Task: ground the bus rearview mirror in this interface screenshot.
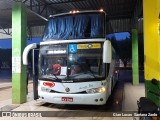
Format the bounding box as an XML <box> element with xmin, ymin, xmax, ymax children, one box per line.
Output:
<box><xmin>103</xmin><ymin>40</ymin><xmax>112</xmax><ymax>63</ymax></box>
<box><xmin>23</xmin><ymin>43</ymin><xmax>38</xmax><ymax>65</ymax></box>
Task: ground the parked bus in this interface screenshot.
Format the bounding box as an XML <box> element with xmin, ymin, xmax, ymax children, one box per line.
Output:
<box><xmin>23</xmin><ymin>10</ymin><xmax>119</xmax><ymax>105</ymax></box>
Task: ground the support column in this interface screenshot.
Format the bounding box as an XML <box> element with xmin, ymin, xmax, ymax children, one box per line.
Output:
<box><xmin>12</xmin><ymin>2</ymin><xmax>27</xmax><ymax>104</ymax></box>
<box><xmin>143</xmin><ymin>0</ymin><xmax>160</xmax><ymax>106</ymax></box>
<box><xmin>132</xmin><ymin>29</ymin><xmax>139</xmax><ymax>85</ymax></box>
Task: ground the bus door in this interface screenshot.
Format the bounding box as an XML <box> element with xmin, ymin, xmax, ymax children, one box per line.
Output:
<box><xmin>32</xmin><ymin>49</ymin><xmax>39</xmax><ymax>100</ymax></box>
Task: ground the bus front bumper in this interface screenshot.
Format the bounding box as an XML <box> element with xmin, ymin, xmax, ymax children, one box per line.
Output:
<box><xmin>38</xmin><ymin>91</ymin><xmax>107</xmax><ymax>105</ymax></box>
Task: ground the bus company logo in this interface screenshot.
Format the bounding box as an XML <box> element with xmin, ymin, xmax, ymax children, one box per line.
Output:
<box><xmin>65</xmin><ymin>87</ymin><xmax>70</xmax><ymax>92</ymax></box>
<box><xmin>43</xmin><ymin>82</ymin><xmax>55</xmax><ymax>88</ymax></box>
<box><xmin>88</xmin><ymin>44</ymin><xmax>93</xmax><ymax>48</ymax></box>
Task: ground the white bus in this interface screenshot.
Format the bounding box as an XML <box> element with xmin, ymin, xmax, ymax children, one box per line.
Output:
<box><xmin>23</xmin><ymin>10</ymin><xmax>119</xmax><ymax>105</ymax></box>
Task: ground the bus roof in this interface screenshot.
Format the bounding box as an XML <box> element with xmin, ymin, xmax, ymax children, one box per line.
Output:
<box><xmin>49</xmin><ymin>10</ymin><xmax>106</xmax><ymax>18</ymax></box>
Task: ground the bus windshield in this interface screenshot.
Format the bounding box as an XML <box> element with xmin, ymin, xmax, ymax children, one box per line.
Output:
<box><xmin>39</xmin><ymin>43</ymin><xmax>105</xmax><ymax>82</ymax></box>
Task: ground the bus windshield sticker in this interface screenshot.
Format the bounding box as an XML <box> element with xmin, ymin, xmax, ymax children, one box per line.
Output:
<box><xmin>77</xmin><ymin>43</ymin><xmax>101</xmax><ymax>49</ymax></box>
<box><xmin>60</xmin><ymin>66</ymin><xmax>67</xmax><ymax>75</ymax></box>
<box><xmin>68</xmin><ymin>44</ymin><xmax>77</xmax><ymax>53</ymax></box>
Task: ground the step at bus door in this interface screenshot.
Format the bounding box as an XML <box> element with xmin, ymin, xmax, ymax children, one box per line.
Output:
<box><xmin>32</xmin><ymin>49</ymin><xmax>39</xmax><ymax>100</ymax></box>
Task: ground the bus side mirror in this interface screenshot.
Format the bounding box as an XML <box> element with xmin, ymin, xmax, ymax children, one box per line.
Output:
<box><xmin>23</xmin><ymin>43</ymin><xmax>38</xmax><ymax>65</ymax></box>
<box><xmin>103</xmin><ymin>40</ymin><xmax>112</xmax><ymax>63</ymax></box>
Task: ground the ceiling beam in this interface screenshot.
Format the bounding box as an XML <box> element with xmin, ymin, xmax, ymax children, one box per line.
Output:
<box><xmin>0</xmin><ymin>26</ymin><xmax>12</xmax><ymax>36</ymax></box>
<box><xmin>13</xmin><ymin>0</ymin><xmax>50</xmax><ymax>21</ymax></box>
<box><xmin>47</xmin><ymin>0</ymin><xmax>88</xmax><ymax>5</ymax></box>
<box><xmin>132</xmin><ymin>0</ymin><xmax>143</xmax><ymax>18</ymax></box>
<box><xmin>108</xmin><ymin>15</ymin><xmax>132</xmax><ymax>20</ymax></box>
<box><xmin>132</xmin><ymin>0</ymin><xmax>143</xmax><ymax>28</ymax></box>
<box><xmin>22</xmin><ymin>0</ymin><xmax>28</xmax><ymax>3</ymax></box>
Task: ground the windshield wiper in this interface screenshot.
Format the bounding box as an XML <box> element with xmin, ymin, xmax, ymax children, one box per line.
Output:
<box><xmin>39</xmin><ymin>75</ymin><xmax>60</xmax><ymax>81</ymax></box>
<box><xmin>87</xmin><ymin>69</ymin><xmax>96</xmax><ymax>78</ymax></box>
<box><xmin>53</xmin><ymin>74</ymin><xmax>60</xmax><ymax>80</ymax></box>
<box><xmin>79</xmin><ymin>64</ymin><xmax>96</xmax><ymax>78</ymax></box>
<box><xmin>81</xmin><ymin>64</ymin><xmax>96</xmax><ymax>78</ymax></box>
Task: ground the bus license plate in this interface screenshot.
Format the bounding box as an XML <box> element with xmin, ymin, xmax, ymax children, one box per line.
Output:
<box><xmin>61</xmin><ymin>97</ymin><xmax>73</xmax><ymax>102</ymax></box>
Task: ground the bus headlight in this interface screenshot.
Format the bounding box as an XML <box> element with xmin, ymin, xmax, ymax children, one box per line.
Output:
<box><xmin>86</xmin><ymin>87</ymin><xmax>105</xmax><ymax>93</ymax></box>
